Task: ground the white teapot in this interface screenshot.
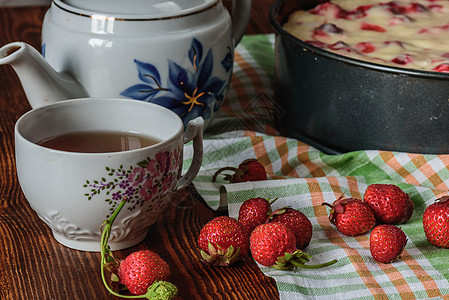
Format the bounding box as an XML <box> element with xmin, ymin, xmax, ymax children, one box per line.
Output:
<box><xmin>0</xmin><ymin>0</ymin><xmax>251</xmax><ymax>126</ymax></box>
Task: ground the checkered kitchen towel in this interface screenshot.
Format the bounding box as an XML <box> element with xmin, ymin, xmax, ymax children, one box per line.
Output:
<box><xmin>183</xmin><ymin>34</ymin><xmax>449</xmax><ymax>299</ymax></box>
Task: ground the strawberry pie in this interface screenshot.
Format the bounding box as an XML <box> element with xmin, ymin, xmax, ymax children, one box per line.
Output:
<box><xmin>283</xmin><ymin>0</ymin><xmax>449</xmax><ymax>72</ymax></box>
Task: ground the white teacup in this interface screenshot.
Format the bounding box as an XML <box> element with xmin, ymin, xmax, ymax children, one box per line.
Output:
<box><xmin>15</xmin><ymin>98</ymin><xmax>204</xmax><ymax>251</ymax></box>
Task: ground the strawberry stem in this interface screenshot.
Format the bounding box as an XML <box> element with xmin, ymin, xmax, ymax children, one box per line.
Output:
<box><xmin>321</xmin><ymin>202</ymin><xmax>333</xmax><ymax>209</ymax></box>
<box><xmin>211</xmin><ymin>166</ymin><xmax>238</xmax><ymax>182</ymax></box>
<box><xmin>100</xmin><ymin>198</ymin><xmax>177</xmax><ymax>299</ymax></box>
<box><xmin>100</xmin><ymin>199</ymin><xmax>141</xmax><ymax>298</ymax></box>
<box><xmin>268</xmin><ymin>197</ymin><xmax>279</xmax><ymax>205</ymax></box>
<box><xmin>273</xmin><ymin>250</ymin><xmax>338</xmax><ymax>270</ymax></box>
<box><xmin>100</xmin><ymin>198</ymin><xmax>127</xmax><ymax>262</ymax></box>
<box><xmin>290</xmin><ymin>258</ymin><xmax>338</xmax><ymax>269</ymax></box>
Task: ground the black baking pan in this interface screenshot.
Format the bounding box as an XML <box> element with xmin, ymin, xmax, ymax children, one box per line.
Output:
<box><xmin>270</xmin><ymin>0</ymin><xmax>449</xmax><ymax>154</ymax></box>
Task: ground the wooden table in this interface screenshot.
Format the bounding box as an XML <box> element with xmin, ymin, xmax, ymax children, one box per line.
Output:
<box><xmin>0</xmin><ymin>1</ymin><xmax>280</xmax><ymax>299</ymax></box>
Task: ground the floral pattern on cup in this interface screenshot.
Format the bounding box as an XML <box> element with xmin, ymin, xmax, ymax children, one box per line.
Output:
<box><xmin>120</xmin><ymin>38</ymin><xmax>233</xmax><ymax>127</ymax></box>
<box><xmin>83</xmin><ymin>147</ymin><xmax>182</xmax><ymax>218</ymax></box>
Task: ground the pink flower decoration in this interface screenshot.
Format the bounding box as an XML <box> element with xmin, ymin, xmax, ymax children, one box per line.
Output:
<box><xmin>145</xmin><ymin>158</ymin><xmax>161</xmax><ymax>177</ymax></box>
<box><xmin>156</xmin><ymin>151</ymin><xmax>170</xmax><ymax>173</ymax></box>
<box><xmin>128</xmin><ymin>166</ymin><xmax>146</xmax><ymax>186</ymax></box>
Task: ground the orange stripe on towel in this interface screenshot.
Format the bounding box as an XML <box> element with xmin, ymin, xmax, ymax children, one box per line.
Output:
<box><xmin>409</xmin><ymin>154</ymin><xmax>449</xmax><ymax>191</ymax></box>
<box><xmin>297</xmin><ymin>145</ymin><xmax>326</xmax><ymax>177</ymax></box>
<box><xmin>247</xmin><ymin>135</ymin><xmax>273</xmax><ymax>175</ymax></box>
<box><xmin>379</xmin><ymin>152</ymin><xmax>419</xmax><ymax>185</ymax></box>
<box><xmin>309</xmin><ymin>179</ymin><xmax>386</xmax><ymax>298</ymax></box>
<box><xmin>399</xmin><ymin>250</ymin><xmax>444</xmax><ymax>299</ymax></box>
<box><xmin>274</xmin><ymin>137</ymin><xmax>300</xmax><ymax>178</ymax></box>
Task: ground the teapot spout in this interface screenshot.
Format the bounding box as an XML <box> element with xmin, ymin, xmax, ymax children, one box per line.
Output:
<box><xmin>0</xmin><ymin>42</ymin><xmax>87</xmax><ymax>108</ymax></box>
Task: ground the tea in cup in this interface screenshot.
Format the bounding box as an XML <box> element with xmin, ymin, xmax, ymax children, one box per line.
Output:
<box><xmin>15</xmin><ymin>98</ymin><xmax>204</xmax><ymax>251</ymax></box>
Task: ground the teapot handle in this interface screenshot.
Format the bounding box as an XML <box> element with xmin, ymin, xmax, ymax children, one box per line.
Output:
<box><xmin>231</xmin><ymin>0</ymin><xmax>252</xmax><ymax>45</ymax></box>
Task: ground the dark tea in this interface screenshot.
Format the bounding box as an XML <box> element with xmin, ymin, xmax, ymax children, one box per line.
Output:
<box><xmin>37</xmin><ymin>130</ymin><xmax>160</xmax><ymax>153</ymax></box>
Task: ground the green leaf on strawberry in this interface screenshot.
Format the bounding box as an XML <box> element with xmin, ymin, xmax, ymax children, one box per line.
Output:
<box><xmin>198</xmin><ymin>216</ymin><xmax>250</xmax><ymax>266</ymax></box>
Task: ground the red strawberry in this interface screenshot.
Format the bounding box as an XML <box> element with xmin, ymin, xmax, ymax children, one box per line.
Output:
<box><xmin>117</xmin><ymin>250</ymin><xmax>171</xmax><ymax>295</ymax></box>
<box><xmin>212</xmin><ymin>158</ymin><xmax>267</xmax><ymax>183</ymax></box>
<box><xmin>355</xmin><ymin>41</ymin><xmax>376</xmax><ymax>53</ymax></box>
<box><xmin>238</xmin><ymin>197</ymin><xmax>277</xmax><ymax>233</ymax></box>
<box><xmin>271</xmin><ymin>208</ymin><xmax>313</xmax><ymax>249</ymax></box>
<box><xmin>423</xmin><ymin>196</ymin><xmax>449</xmax><ymax>248</ymax></box>
<box><xmin>249</xmin><ymin>222</ymin><xmax>337</xmax><ymax>269</ymax></box>
<box><xmin>363</xmin><ymin>184</ymin><xmax>414</xmax><ymax>224</ymax></box>
<box><xmin>198</xmin><ymin>216</ymin><xmax>250</xmax><ymax>266</ymax></box>
<box><xmin>370</xmin><ymin>224</ymin><xmax>407</xmax><ymax>263</ymax></box>
<box><xmin>433</xmin><ymin>63</ymin><xmax>449</xmax><ymax>73</ymax></box>
<box><xmin>361</xmin><ymin>22</ymin><xmax>386</xmax><ymax>32</ymax></box>
<box><xmin>322</xmin><ymin>196</ymin><xmax>376</xmax><ymax>236</ymax></box>
<box><xmin>391</xmin><ymin>54</ymin><xmax>413</xmax><ymax>65</ymax></box>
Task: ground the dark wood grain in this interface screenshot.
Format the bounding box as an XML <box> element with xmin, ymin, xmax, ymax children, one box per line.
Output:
<box><xmin>0</xmin><ymin>2</ymin><xmax>279</xmax><ymax>300</ymax></box>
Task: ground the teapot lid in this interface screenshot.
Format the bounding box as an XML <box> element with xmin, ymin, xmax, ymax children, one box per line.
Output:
<box><xmin>56</xmin><ymin>0</ymin><xmax>218</xmax><ymax>19</ymax></box>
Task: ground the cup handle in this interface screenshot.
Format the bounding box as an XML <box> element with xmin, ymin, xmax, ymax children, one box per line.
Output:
<box><xmin>231</xmin><ymin>0</ymin><xmax>252</xmax><ymax>45</ymax></box>
<box><xmin>175</xmin><ymin>117</ymin><xmax>204</xmax><ymax>191</ymax></box>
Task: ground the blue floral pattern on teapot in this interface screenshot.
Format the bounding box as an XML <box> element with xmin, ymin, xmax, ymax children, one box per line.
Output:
<box><xmin>120</xmin><ymin>38</ymin><xmax>233</xmax><ymax>127</ymax></box>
